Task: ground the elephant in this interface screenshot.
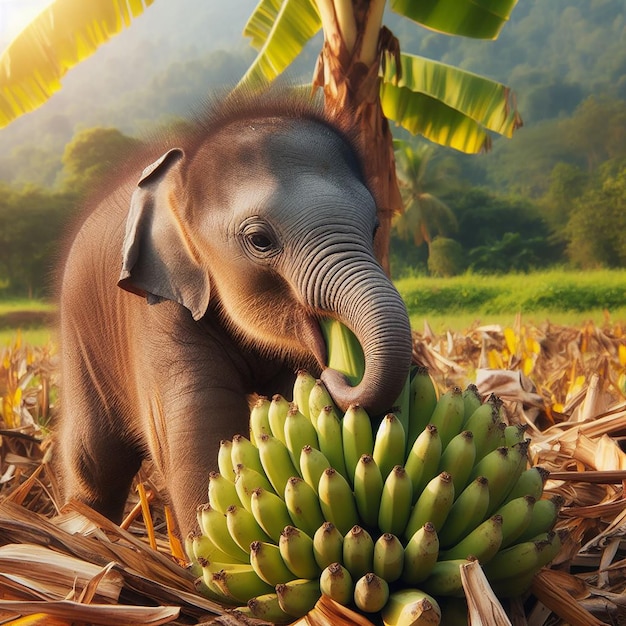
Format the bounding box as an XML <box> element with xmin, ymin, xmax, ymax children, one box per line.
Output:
<box><xmin>54</xmin><ymin>90</ymin><xmax>413</xmax><ymax>539</ymax></box>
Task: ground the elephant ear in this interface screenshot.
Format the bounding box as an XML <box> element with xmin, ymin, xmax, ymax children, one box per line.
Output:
<box><xmin>118</xmin><ymin>148</ymin><xmax>210</xmax><ymax>321</ymax></box>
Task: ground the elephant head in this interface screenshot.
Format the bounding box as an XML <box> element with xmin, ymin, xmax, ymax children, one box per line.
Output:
<box><xmin>118</xmin><ymin>94</ymin><xmax>413</xmax><ymax>415</ymax></box>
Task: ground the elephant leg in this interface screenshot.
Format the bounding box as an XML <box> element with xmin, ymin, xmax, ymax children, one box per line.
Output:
<box><xmin>57</xmin><ymin>420</ymin><xmax>143</xmax><ymax>524</ymax></box>
<box><xmin>55</xmin><ymin>345</ymin><xmax>143</xmax><ymax>523</ymax></box>
<box><xmin>146</xmin><ymin>387</ymin><xmax>251</xmax><ymax>538</ymax></box>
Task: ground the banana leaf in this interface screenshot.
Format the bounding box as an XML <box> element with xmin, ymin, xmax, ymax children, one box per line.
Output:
<box><xmin>380</xmin><ymin>52</ymin><xmax>522</xmax><ymax>152</ymax></box>
<box><xmin>0</xmin><ymin>0</ymin><xmax>154</xmax><ymax>129</ymax></box>
<box><xmin>238</xmin><ymin>0</ymin><xmax>321</xmax><ymax>90</ymax></box>
<box><xmin>390</xmin><ymin>0</ymin><xmax>519</xmax><ymax>39</ymax></box>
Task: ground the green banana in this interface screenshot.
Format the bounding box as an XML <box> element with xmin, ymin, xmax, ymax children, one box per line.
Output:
<box><xmin>353</xmin><ymin>454</ymin><xmax>385</xmax><ymax>529</ymax></box>
<box><xmin>404</xmin><ymin>471</ymin><xmax>455</xmax><ymax>539</ymax></box>
<box><xmin>373</xmin><ymin>533</ymin><xmax>404</xmax><ymax>583</ymax></box>
<box><xmin>482</xmin><ymin>538</ymin><xmax>548</xmax><ymax>582</ymax></box>
<box><xmin>461</xmin><ymin>384</ymin><xmax>482</xmax><ymax>425</ymax></box>
<box><xmin>279</xmin><ymin>525</ymin><xmax>321</xmax><ymax>579</ymax></box>
<box><xmin>342</xmin><ymin>525</ymin><xmax>375</xmax><ymax>579</ymax></box>
<box><xmin>404</xmin><ymin>423</ymin><xmax>442</xmax><ymax>502</ymax></box>
<box><xmin>292</xmin><ymin>369</ymin><xmax>317</xmax><ymax>420</ymax></box>
<box><xmin>197</xmin><ymin>504</ymin><xmax>249</xmax><ymax>563</ymax></box>
<box><xmin>517</xmin><ymin>494</ymin><xmax>564</xmax><ymax>541</ymax></box>
<box><xmin>299</xmin><ymin>444</ymin><xmax>331</xmax><ymax>494</ymax></box>
<box><xmin>487</xmin><ymin>532</ymin><xmax>563</xmax><ymax>598</ymax></box>
<box><xmin>313</xmin><ymin>522</ymin><xmax>344</xmax><ymax>569</ymax></box>
<box><xmin>247</xmin><ymin>592</ymin><xmax>293</xmax><ymax>624</ymax></box>
<box><xmin>190</xmin><ymin>530</ymin><xmax>242</xmax><ymax>565</ymax></box>
<box><xmin>319</xmin><ymin>562</ymin><xmax>354</xmax><ymax>606</ymax></box>
<box><xmin>439</xmin><ymin>514</ymin><xmax>503</xmax><ymax>563</ymax></box>
<box><xmin>249</xmin><ymin>540</ymin><xmax>296</xmax><ymax>586</ymax></box>
<box><xmin>275</xmin><ymin>578</ymin><xmax>321</xmax><ymax>618</ymax></box>
<box><xmin>470</xmin><ymin>442</ymin><xmax>529</xmax><ymax>515</ymax></box>
<box><xmin>353</xmin><ymin>573</ymin><xmax>390</xmax><ymax>613</ymax></box>
<box><xmin>438</xmin><ymin>429</ymin><xmax>476</xmax><ymax>494</ymax></box>
<box><xmin>373</xmin><ymin>413</ymin><xmax>406</xmax><ymax>479</ymax></box>
<box><xmin>428</xmin><ymin>386</ymin><xmax>464</xmax><ymax>449</ymax></box>
<box><xmin>462</xmin><ymin>400</ymin><xmax>502</xmax><ymax>461</ymax></box>
<box><xmin>378</xmin><ymin>464</ymin><xmax>413</xmax><ymax>537</ymax></box>
<box><xmin>402</xmin><ymin>522</ymin><xmax>439</xmax><ymax>585</ymax></box>
<box><xmin>210</xmin><ymin>563</ymin><xmax>274</xmax><ymax>604</ymax></box>
<box><xmin>407</xmin><ymin>365</ymin><xmax>438</xmax><ymax>450</ymax></box>
<box><xmin>208</xmin><ymin>471</ymin><xmax>241</xmax><ymax>514</ymax></box>
<box><xmin>225</xmin><ymin>504</ymin><xmax>272</xmax><ymax>552</ymax></box>
<box><xmin>421</xmin><ymin>558</ymin><xmax>470</xmax><ymax>597</ymax></box>
<box><xmin>504</xmin><ymin>423</ymin><xmax>529</xmax><ymax>447</ymax></box>
<box><xmin>249</xmin><ymin>396</ymin><xmax>271</xmax><ymax>446</ymax></box>
<box><xmin>494</xmin><ymin>495</ymin><xmax>536</xmax><ymax>548</ymax></box>
<box><xmin>284</xmin><ymin>476</ymin><xmax>325</xmax><ymax>538</ymax></box>
<box><xmin>249</xmin><ymin>487</ymin><xmax>292</xmax><ymax>543</ymax></box>
<box><xmin>342</xmin><ymin>403</ymin><xmax>374</xmax><ymax>484</ymax></box>
<box><xmin>268</xmin><ymin>393</ymin><xmax>291</xmax><ymax>443</ymax></box>
<box><xmin>283</xmin><ymin>405</ymin><xmax>319</xmax><ymax>473</ymax></box>
<box><xmin>391</xmin><ymin>372</ymin><xmax>411</xmax><ymax>443</ymax></box>
<box><xmin>200</xmin><ymin>560</ymin><xmax>233</xmax><ymax>600</ymax></box>
<box><xmin>318</xmin><ymin>467</ymin><xmax>359</xmax><ymax>535</ymax></box>
<box><xmin>234</xmin><ymin>463</ymin><xmax>275</xmax><ymax>511</ymax></box>
<box><xmin>315</xmin><ymin>404</ymin><xmax>349</xmax><ymax>479</ymax></box>
<box><xmin>438</xmin><ymin>475</ymin><xmax>491</xmax><ymax>549</ymax></box>
<box><xmin>381</xmin><ymin>588</ymin><xmax>442</xmax><ymax>626</ymax></box>
<box><xmin>309</xmin><ymin>379</ymin><xmax>335</xmax><ymax>427</ymax></box>
<box><xmin>506</xmin><ymin>465</ymin><xmax>549</xmax><ymax>502</ymax></box>
<box><xmin>257</xmin><ymin>432</ymin><xmax>299</xmax><ymax>495</ymax></box>
<box><xmin>231</xmin><ymin>434</ymin><xmax>264</xmax><ymax>476</ymax></box>
<box><xmin>217</xmin><ymin>439</ymin><xmax>235</xmax><ymax>481</ymax></box>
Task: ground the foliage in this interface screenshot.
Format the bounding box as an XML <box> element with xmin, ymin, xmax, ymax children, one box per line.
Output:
<box><xmin>61</xmin><ymin>127</ymin><xmax>142</xmax><ymax>196</ymax></box>
<box><xmin>392</xmin><ymin>140</ymin><xmax>457</xmax><ymax>248</ymax></box>
<box><xmin>565</xmin><ymin>159</ymin><xmax>626</xmax><ymax>268</ymax></box>
<box><xmin>467</xmin><ymin>232</ymin><xmax>545</xmax><ymax>274</ymax></box>
<box><xmin>0</xmin><ymin>184</ymin><xmax>76</xmax><ymax>298</ymax></box>
<box><xmin>426</xmin><ymin>237</ymin><xmax>465</xmax><ymax>277</ymax></box>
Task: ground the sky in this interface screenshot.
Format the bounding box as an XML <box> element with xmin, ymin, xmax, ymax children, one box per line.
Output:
<box><xmin>0</xmin><ymin>0</ymin><xmax>57</xmax><ymax>49</ymax></box>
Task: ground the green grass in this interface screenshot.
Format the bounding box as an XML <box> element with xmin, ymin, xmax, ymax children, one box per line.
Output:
<box><xmin>1</xmin><ymin>269</ymin><xmax>626</xmax><ymax>346</ymax></box>
<box><xmin>395</xmin><ymin>268</ymin><xmax>626</xmax><ymax>332</ymax></box>
<box><xmin>0</xmin><ymin>298</ymin><xmax>56</xmax><ymax>347</ymax></box>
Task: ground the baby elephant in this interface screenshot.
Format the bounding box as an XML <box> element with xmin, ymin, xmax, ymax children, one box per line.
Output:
<box><xmin>54</xmin><ymin>92</ymin><xmax>413</xmax><ymax>538</ymax></box>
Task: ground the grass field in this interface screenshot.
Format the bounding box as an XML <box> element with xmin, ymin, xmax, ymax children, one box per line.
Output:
<box><xmin>1</xmin><ymin>268</ymin><xmax>625</xmax><ymax>346</ymax></box>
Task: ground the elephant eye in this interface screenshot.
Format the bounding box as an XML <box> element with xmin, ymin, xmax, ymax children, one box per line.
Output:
<box><xmin>249</xmin><ymin>233</ymin><xmax>273</xmax><ymax>252</ymax></box>
<box><xmin>239</xmin><ymin>218</ymin><xmax>280</xmax><ymax>259</ymax></box>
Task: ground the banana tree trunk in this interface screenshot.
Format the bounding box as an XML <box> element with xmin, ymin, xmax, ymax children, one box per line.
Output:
<box><xmin>313</xmin><ymin>2</ymin><xmax>402</xmax><ymax>277</ymax></box>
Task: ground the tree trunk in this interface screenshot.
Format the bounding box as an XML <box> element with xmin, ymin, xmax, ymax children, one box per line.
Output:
<box><xmin>313</xmin><ymin>5</ymin><xmax>402</xmax><ymax>277</ymax></box>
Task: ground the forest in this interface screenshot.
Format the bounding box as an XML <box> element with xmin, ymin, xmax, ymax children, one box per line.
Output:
<box><xmin>0</xmin><ymin>0</ymin><xmax>625</xmax><ymax>296</ymax></box>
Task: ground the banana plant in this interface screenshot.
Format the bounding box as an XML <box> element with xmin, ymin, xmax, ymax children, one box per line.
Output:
<box><xmin>0</xmin><ymin>0</ymin><xmax>522</xmax><ymax>272</ymax></box>
<box><xmin>237</xmin><ymin>0</ymin><xmax>523</xmax><ymax>271</ymax></box>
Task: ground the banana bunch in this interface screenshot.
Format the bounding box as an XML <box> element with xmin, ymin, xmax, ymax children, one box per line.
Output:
<box><xmin>189</xmin><ymin>320</ymin><xmax>562</xmax><ymax>625</ymax></box>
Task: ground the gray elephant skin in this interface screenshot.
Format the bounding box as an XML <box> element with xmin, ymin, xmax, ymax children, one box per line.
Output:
<box><xmin>54</xmin><ymin>91</ymin><xmax>413</xmax><ymax>538</ymax></box>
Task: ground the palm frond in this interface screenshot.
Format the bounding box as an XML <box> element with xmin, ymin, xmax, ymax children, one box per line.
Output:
<box><xmin>0</xmin><ymin>0</ymin><xmax>155</xmax><ymax>128</ymax></box>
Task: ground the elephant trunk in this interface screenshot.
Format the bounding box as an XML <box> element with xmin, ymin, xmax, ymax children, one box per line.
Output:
<box><xmin>310</xmin><ymin>255</ymin><xmax>413</xmax><ymax>416</ymax></box>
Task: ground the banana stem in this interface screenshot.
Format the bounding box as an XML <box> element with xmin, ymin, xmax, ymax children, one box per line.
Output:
<box><xmin>319</xmin><ymin>318</ymin><xmax>365</xmax><ymax>386</ymax></box>
<box><xmin>315</xmin><ymin>0</ymin><xmax>357</xmax><ymax>54</ymax></box>
<box><xmin>359</xmin><ymin>0</ymin><xmax>386</xmax><ymax>65</ymax></box>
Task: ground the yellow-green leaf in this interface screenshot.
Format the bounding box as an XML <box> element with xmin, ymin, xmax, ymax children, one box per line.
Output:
<box><xmin>0</xmin><ymin>0</ymin><xmax>155</xmax><ymax>129</ymax></box>
<box><xmin>382</xmin><ymin>52</ymin><xmax>522</xmax><ymax>140</ymax></box>
<box><xmin>237</xmin><ymin>0</ymin><xmax>321</xmax><ymax>90</ymax></box>
<box><xmin>390</xmin><ymin>0</ymin><xmax>519</xmax><ymax>39</ymax></box>
<box><xmin>381</xmin><ymin>82</ymin><xmax>492</xmax><ymax>153</ymax></box>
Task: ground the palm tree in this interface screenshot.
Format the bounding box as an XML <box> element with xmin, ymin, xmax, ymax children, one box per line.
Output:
<box><xmin>392</xmin><ymin>139</ymin><xmax>457</xmax><ymax>255</ymax></box>
<box><xmin>0</xmin><ymin>0</ymin><xmax>523</xmax><ymax>273</ymax></box>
